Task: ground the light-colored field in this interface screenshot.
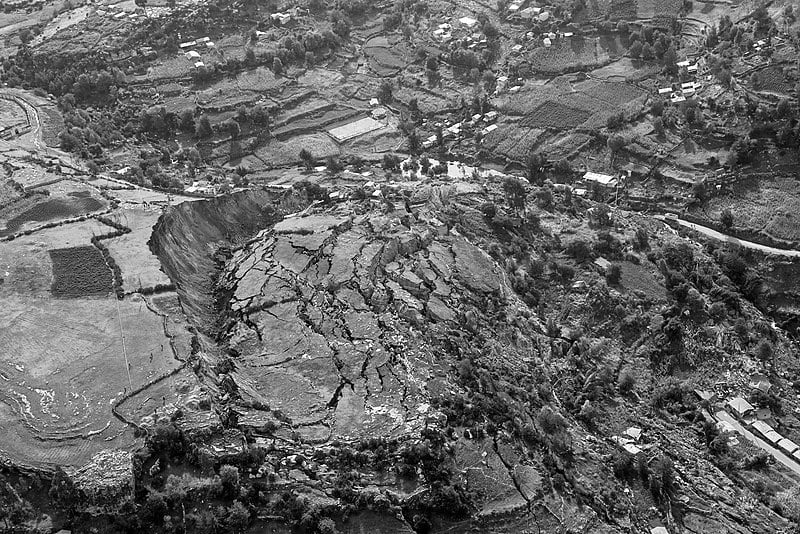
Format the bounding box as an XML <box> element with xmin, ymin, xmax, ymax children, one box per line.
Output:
<box><xmin>104</xmin><ymin>207</ymin><xmax>172</xmax><ymax>292</ymax></box>
<box><xmin>0</xmin><ymin>294</ymin><xmax>178</xmax><ymax>466</ymax></box>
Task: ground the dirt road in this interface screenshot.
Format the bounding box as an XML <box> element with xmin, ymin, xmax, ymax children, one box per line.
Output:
<box><xmin>715</xmin><ymin>410</ymin><xmax>800</xmax><ymax>476</ymax></box>
<box><xmin>656</xmin><ymin>215</ymin><xmax>800</xmax><ymax>258</ymax></box>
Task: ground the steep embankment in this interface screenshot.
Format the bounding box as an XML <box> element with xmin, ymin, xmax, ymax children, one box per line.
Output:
<box><xmin>148</xmin><ymin>189</ymin><xmax>288</xmax><ymax>331</ymax></box>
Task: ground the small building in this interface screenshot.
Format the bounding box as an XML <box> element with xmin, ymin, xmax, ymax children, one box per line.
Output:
<box><xmin>271</xmin><ymin>12</ymin><xmax>292</xmax><ymax>24</ymax></box>
<box><xmin>658</xmin><ymin>87</ymin><xmax>672</xmax><ymax>95</ymax></box>
<box><xmin>563</xmin><ymin>32</ymin><xmax>574</xmax><ymax>38</ymax></box>
<box><xmin>481</xmin><ymin>124</ymin><xmax>498</xmax><ymax>135</ymax></box>
<box><xmin>196</xmin><ymin>37</ymin><xmax>210</xmax><ymax>43</ymax></box>
<box><xmin>185</xmin><ymin>50</ymin><xmax>201</xmax><ymax>60</ymax></box>
<box><xmin>594</xmin><ymin>257</ymin><xmax>611</xmax><ymax>272</ymax></box>
<box><xmin>543</xmin><ymin>37</ymin><xmax>552</xmax><ymax>47</ymax></box>
<box><xmin>752</xmin><ymin>420</ymin><xmax>775</xmax><ymax>438</ymax></box>
<box><xmin>682</xmin><ymin>87</ymin><xmax>696</xmax><ymax>96</ymax></box>
<box><xmin>671</xmin><ymin>94</ymin><xmax>686</xmax><ymax>103</ymax></box>
<box><xmin>538</xmin><ymin>11</ymin><xmax>550</xmax><ymax>21</ymax></box>
<box><xmin>371</xmin><ymin>107</ymin><xmax>388</xmax><ymax>119</ymax></box>
<box><xmin>651</xmin><ymin>527</ymin><xmax>669</xmax><ymax>534</ymax></box>
<box><xmin>511</xmin><ymin>44</ymin><xmax>523</xmax><ymax>53</ymax></box>
<box><xmin>484</xmin><ymin>111</ymin><xmax>498</xmax><ymax>122</ymax></box>
<box><xmin>194</xmin><ymin>61</ymin><xmax>205</xmax><ymax>69</ymax></box>
<box><xmin>459</xmin><ymin>16</ymin><xmax>478</xmax><ymax>29</ymax></box>
<box><xmin>369</xmin><ymin>98</ymin><xmax>380</xmax><ymax>107</ymax></box>
<box><xmin>206</xmin><ymin>41</ymin><xmax>216</xmax><ymax>48</ymax></box>
<box><xmin>624</xmin><ymin>427</ymin><xmax>642</xmax><ymax>441</ymax></box>
<box><xmin>792</xmin><ymin>450</ymin><xmax>800</xmax><ymax>464</ymax></box>
<box><xmin>681</xmin><ymin>81</ymin><xmax>695</xmax><ymax>89</ymax></box>
<box><xmin>509</xmin><ymin>85</ymin><xmax>521</xmax><ymax>94</ymax></box>
<box><xmin>778</xmin><ymin>438</ymin><xmax>799</xmax><ymax>455</ymax></box>
<box><xmin>687</xmin><ymin>64</ymin><xmax>698</xmax><ymax>73</ymax></box>
<box><xmin>584</xmin><ymin>171</ymin><xmax>617</xmax><ymax>188</ymax></box>
<box><xmin>727</xmin><ymin>397</ymin><xmax>754</xmax><ymax>418</ymax></box>
<box><xmin>676</xmin><ymin>60</ymin><xmax>690</xmax><ymax>68</ymax></box>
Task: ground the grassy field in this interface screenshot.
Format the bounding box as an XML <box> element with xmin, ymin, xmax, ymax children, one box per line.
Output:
<box><xmin>104</xmin><ymin>208</ymin><xmax>173</xmax><ymax>293</ymax></box>
<box><xmin>0</xmin><ymin>294</ymin><xmax>177</xmax><ymax>466</ymax></box>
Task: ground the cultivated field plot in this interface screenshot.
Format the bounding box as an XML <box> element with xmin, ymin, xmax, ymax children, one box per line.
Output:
<box><xmin>234</xmin><ymin>67</ymin><xmax>285</xmax><ymax>94</ymax></box>
<box><xmin>527</xmin><ymin>37</ymin><xmax>612</xmax><ymax>74</ymax></box>
<box><xmin>521</xmin><ymin>101</ymin><xmax>592</xmax><ymax>129</ymax></box>
<box><xmin>573</xmin><ymin>79</ymin><xmax>648</xmax><ymax>106</ymax></box>
<box><xmin>328</xmin><ymin>116</ymin><xmax>384</xmax><ymax>142</ymax></box>
<box><xmin>104</xmin><ymin>208</ymin><xmax>173</xmax><ymax>293</ymax></box>
<box><xmin>363</xmin><ymin>35</ymin><xmax>411</xmax><ymax>76</ymax></box>
<box><xmin>50</xmin><ymin>246</ymin><xmax>113</xmax><ymax>298</ymax></box>
<box><xmin>253</xmin><ymin>134</ymin><xmax>340</xmax><ymax>166</ymax></box>
<box><xmin>753</xmin><ymin>66</ymin><xmax>793</xmax><ymax>95</ymax></box>
<box><xmin>0</xmin><ymin>194</ymin><xmax>105</xmax><ymax>237</ymax></box>
<box><xmin>482</xmin><ymin>125</ymin><xmax>546</xmax><ymax>161</ymax></box>
<box><xmin>637</xmin><ymin>0</ymin><xmax>682</xmax><ymax>18</ymax></box>
<box><xmin>0</xmin><ymin>99</ymin><xmax>25</xmax><ymax>130</ymax></box>
<box><xmin>503</xmin><ymin>76</ymin><xmax>647</xmax><ymax>132</ymax></box>
<box><xmin>10</xmin><ymin>166</ymin><xmax>64</xmax><ymax>189</ymax></box>
<box><xmin>0</xmin><ymin>294</ymin><xmax>177</xmax><ymax>466</ymax></box>
<box><xmin>0</xmin><ymin>218</ymin><xmax>119</xmax><ymax>298</ymax></box>
<box><xmin>701</xmin><ymin>175</ymin><xmax>800</xmax><ymax>241</ymax></box>
<box><xmin>146</xmin><ymin>56</ymin><xmax>193</xmax><ymax>81</ymax></box>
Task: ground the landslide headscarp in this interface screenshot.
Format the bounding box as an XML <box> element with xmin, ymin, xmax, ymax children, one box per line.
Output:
<box><xmin>148</xmin><ymin>189</ymin><xmax>288</xmax><ymax>331</ymax></box>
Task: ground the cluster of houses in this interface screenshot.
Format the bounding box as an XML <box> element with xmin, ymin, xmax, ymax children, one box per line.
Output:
<box><xmin>724</xmin><ymin>393</ymin><xmax>800</xmax><ymax>463</ymax></box>
<box><xmin>432</xmin><ymin>17</ymin><xmax>489</xmax><ymax>50</ymax></box>
<box><xmin>657</xmin><ymin>59</ymin><xmax>702</xmax><ymax>103</ymax></box>
<box><xmin>421</xmin><ymin>111</ymin><xmax>498</xmax><ymax>149</ymax></box>
<box><xmin>180</xmin><ymin>37</ymin><xmax>215</xmax><ymax>69</ymax></box>
<box><xmin>269</xmin><ymin>6</ymin><xmax>306</xmax><ymax>25</ymax></box>
<box><xmin>506</xmin><ymin>0</ymin><xmax>551</xmax><ymax>22</ymax></box>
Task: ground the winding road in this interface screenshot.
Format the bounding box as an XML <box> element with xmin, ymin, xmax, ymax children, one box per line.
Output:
<box><xmin>655</xmin><ymin>215</ymin><xmax>800</xmax><ymax>258</ymax></box>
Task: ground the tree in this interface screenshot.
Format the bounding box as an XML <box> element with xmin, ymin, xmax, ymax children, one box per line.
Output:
<box><xmin>220</xmin><ymin>465</ymin><xmax>240</xmax><ymax>496</ymax></box>
<box><xmin>226</xmin><ymin>119</ymin><xmax>241</xmax><ymax>139</ymax></box>
<box><xmin>607</xmin><ymin>134</ymin><xmax>627</xmax><ymax>165</ymax></box>
<box><xmin>720</xmin><ymin>208</ymin><xmax>734</xmax><ymax>229</ymax></box>
<box><xmin>566</xmin><ymin>239</ymin><xmax>593</xmax><ymax>262</ymax></box>
<box><xmin>606</xmin><ymin>264</ymin><xmax>622</xmax><ymax>285</ymax></box>
<box><xmin>641</xmin><ymin>42</ymin><xmax>654</xmax><ymax>59</ymax></box>
<box><xmin>480</xmin><ymin>202</ymin><xmax>497</xmax><ymax>219</ymax></box>
<box><xmin>628</xmin><ymin>40</ymin><xmax>643</xmax><ymax>58</ymax></box>
<box><xmin>502</xmin><ymin>177</ymin><xmax>526</xmax><ymax>211</ymax></box>
<box><xmin>179</xmin><ymin>110</ymin><xmax>195</xmax><ymax>133</ymax></box>
<box><xmin>653</xmin><ymin>117</ymin><xmax>665</xmax><ymax>136</ymax></box>
<box><xmin>196</xmin><ymin>115</ymin><xmax>212</xmax><ymax>138</ymax></box>
<box><xmin>299</xmin><ymin>148</ymin><xmax>315</xmax><ymax>170</ymax></box>
<box><xmin>272</xmin><ymin>57</ymin><xmax>284</xmax><ymax>75</ymax></box>
<box><xmin>227</xmin><ymin>500</ymin><xmax>250</xmax><ymax>532</ymax></box>
<box><xmin>378</xmin><ymin>81</ymin><xmax>393</xmax><ymax>104</ymax></box>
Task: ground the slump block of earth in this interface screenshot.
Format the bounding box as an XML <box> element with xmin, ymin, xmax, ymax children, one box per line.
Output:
<box><xmin>218</xmin><ymin>210</ymin><xmax>506</xmax><ymax>441</ymax></box>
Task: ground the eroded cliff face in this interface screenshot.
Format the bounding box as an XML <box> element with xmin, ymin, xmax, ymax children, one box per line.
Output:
<box><xmin>148</xmin><ymin>190</ymin><xmax>287</xmax><ymax>330</ymax></box>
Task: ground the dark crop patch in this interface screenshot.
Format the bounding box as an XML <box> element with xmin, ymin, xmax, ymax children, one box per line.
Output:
<box><xmin>49</xmin><ymin>246</ymin><xmax>113</xmax><ymax>298</ymax></box>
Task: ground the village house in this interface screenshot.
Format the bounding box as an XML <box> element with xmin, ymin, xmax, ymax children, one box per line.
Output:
<box><xmin>726</xmin><ymin>397</ymin><xmax>754</xmax><ymax>419</ymax></box>
<box><xmin>583</xmin><ymin>170</ymin><xmax>617</xmax><ymax>189</ymax></box>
